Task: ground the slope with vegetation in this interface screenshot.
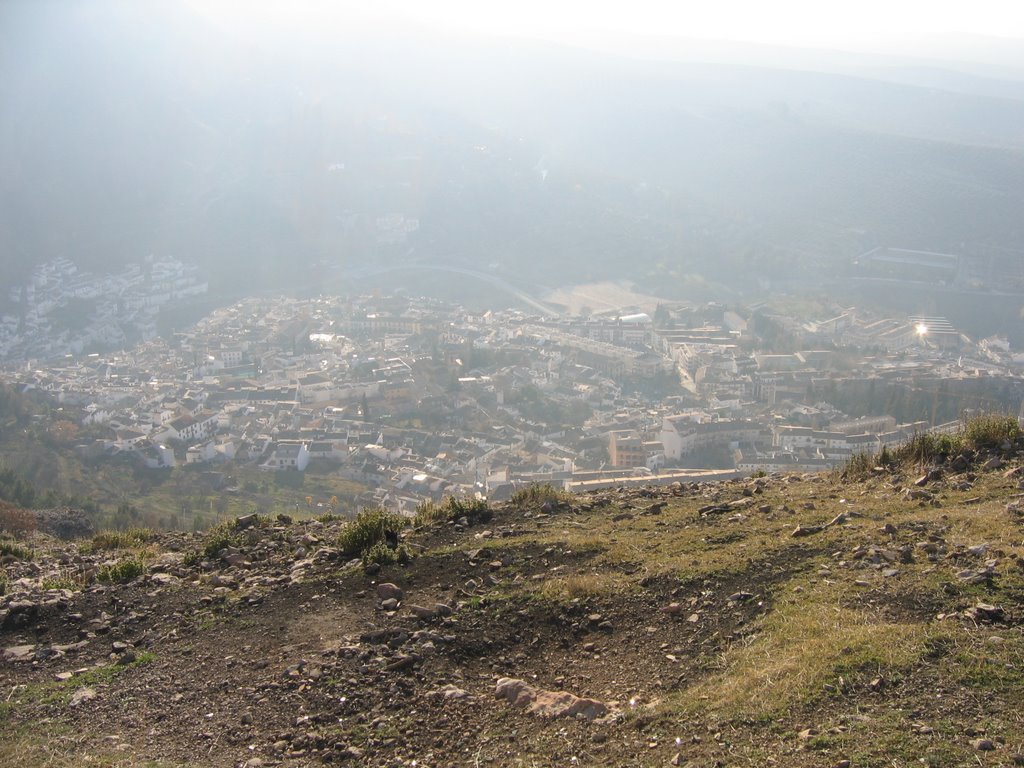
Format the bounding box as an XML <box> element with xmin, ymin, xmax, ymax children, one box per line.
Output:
<box><xmin>1</xmin><ymin>418</ymin><xmax>1024</xmax><ymax>766</ymax></box>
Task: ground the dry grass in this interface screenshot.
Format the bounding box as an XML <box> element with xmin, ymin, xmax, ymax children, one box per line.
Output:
<box><xmin>681</xmin><ymin>590</ymin><xmax>932</xmax><ymax>717</ymax></box>
<box><xmin>0</xmin><ymin>725</ymin><xmax>181</xmax><ymax>767</ymax></box>
<box><xmin>534</xmin><ymin>572</ymin><xmax>624</xmax><ymax>602</ymax></box>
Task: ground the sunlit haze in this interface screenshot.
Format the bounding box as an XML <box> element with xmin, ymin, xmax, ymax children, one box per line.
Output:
<box><xmin>190</xmin><ymin>0</ymin><xmax>1024</xmax><ymax>49</ymax></box>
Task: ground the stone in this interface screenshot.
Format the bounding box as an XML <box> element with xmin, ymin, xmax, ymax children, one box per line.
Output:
<box><xmin>376</xmin><ymin>583</ymin><xmax>404</xmax><ymax>602</ymax></box>
<box><xmin>380</xmin><ymin>598</ymin><xmax>399</xmax><ymax>612</ymax></box>
<box><xmin>972</xmin><ymin>738</ymin><xmax>996</xmax><ymax>751</ymax></box>
<box><xmin>69</xmin><ymin>687</ymin><xmax>97</xmax><ymax>706</ymax></box>
<box><xmin>407</xmin><ymin>604</ymin><xmax>436</xmax><ymax>620</ymax></box>
<box><xmin>494</xmin><ymin>677</ymin><xmax>611</xmax><ymax>722</ymax></box>
<box><xmin>428</xmin><ymin>684</ymin><xmax>470</xmax><ymax>701</ymax></box>
<box><xmin>3</xmin><ymin>644</ymin><xmax>36</xmax><ymax>661</ymax></box>
<box><xmin>982</xmin><ymin>457</ymin><xmax>1004</xmax><ymax>471</ymax></box>
<box><xmin>965</xmin><ymin>603</ymin><xmax>1005</xmax><ymax>623</ymax></box>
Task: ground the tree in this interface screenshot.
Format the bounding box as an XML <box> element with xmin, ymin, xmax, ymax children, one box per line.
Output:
<box><xmin>360</xmin><ymin>393</ymin><xmax>370</xmax><ymax>422</ymax></box>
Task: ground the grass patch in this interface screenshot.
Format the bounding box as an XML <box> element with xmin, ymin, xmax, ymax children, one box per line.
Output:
<box><xmin>338</xmin><ymin>507</ymin><xmax>408</xmax><ymax>560</ymax></box>
<box><xmin>839</xmin><ymin>413</ymin><xmax>1021</xmax><ymax>477</ymax></box>
<box><xmin>413</xmin><ymin>496</ymin><xmax>492</xmax><ymax>527</ymax></box>
<box><xmin>0</xmin><ymin>541</ymin><xmax>34</xmax><ymax>561</ymax></box>
<box><xmin>963</xmin><ymin>412</ymin><xmax>1020</xmax><ymax>450</ymax></box>
<box><xmin>534</xmin><ymin>572</ymin><xmax>623</xmax><ymax>602</ymax></box>
<box><xmin>90</xmin><ymin>528</ymin><xmax>156</xmax><ymax>551</ymax></box>
<box><xmin>509</xmin><ymin>483</ymin><xmax>574</xmax><ymax>507</ymax></box>
<box><xmin>97</xmin><ymin>556</ymin><xmax>147</xmax><ymax>584</ymax></box>
<box><xmin>40</xmin><ymin>572</ymin><xmax>85</xmax><ymax>591</ymax></box>
<box><xmin>681</xmin><ymin>590</ymin><xmax>932</xmax><ymax>718</ymax></box>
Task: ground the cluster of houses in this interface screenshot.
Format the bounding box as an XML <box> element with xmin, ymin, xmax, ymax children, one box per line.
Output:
<box><xmin>2</xmin><ymin>291</ymin><xmax>1022</xmax><ymax>517</ymax></box>
<box><xmin>0</xmin><ymin>256</ymin><xmax>208</xmax><ymax>360</ymax></box>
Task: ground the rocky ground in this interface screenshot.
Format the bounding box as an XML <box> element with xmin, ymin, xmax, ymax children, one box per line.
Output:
<box><xmin>3</xmin><ymin>452</ymin><xmax>1024</xmax><ymax>767</ymax></box>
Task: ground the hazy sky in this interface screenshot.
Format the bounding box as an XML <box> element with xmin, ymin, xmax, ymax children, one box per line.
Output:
<box><xmin>190</xmin><ymin>0</ymin><xmax>1024</xmax><ymax>49</ymax></box>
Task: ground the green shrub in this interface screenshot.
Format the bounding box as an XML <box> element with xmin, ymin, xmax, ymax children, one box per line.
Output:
<box><xmin>361</xmin><ymin>540</ymin><xmax>412</xmax><ymax>568</ymax></box>
<box><xmin>963</xmin><ymin>413</ymin><xmax>1020</xmax><ymax>451</ymax></box>
<box><xmin>838</xmin><ymin>451</ymin><xmax>877</xmax><ymax>480</ymax></box>
<box><xmin>91</xmin><ymin>528</ymin><xmax>155</xmax><ymax>550</ymax></box>
<box><xmin>97</xmin><ymin>557</ymin><xmax>146</xmax><ymax>584</ymax></box>
<box><xmin>41</xmin><ymin>574</ymin><xmax>83</xmax><ymax>591</ymax></box>
<box><xmin>413</xmin><ymin>495</ymin><xmax>492</xmax><ymax>527</ymax></box>
<box><xmin>509</xmin><ymin>483</ymin><xmax>572</xmax><ymax>507</ymax></box>
<box><xmin>201</xmin><ymin>521</ymin><xmax>240</xmax><ymax>558</ymax></box>
<box><xmin>338</xmin><ymin>507</ymin><xmax>406</xmax><ymax>558</ymax></box>
<box><xmin>0</xmin><ymin>541</ymin><xmax>34</xmax><ymax>561</ymax></box>
<box><xmin>0</xmin><ymin>571</ymin><xmax>7</xmax><ymax>596</ymax></box>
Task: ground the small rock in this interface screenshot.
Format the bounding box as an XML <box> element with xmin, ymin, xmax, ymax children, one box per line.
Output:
<box><xmin>972</xmin><ymin>738</ymin><xmax>996</xmax><ymax>751</ymax></box>
<box><xmin>69</xmin><ymin>687</ymin><xmax>97</xmax><ymax>707</ymax></box>
<box><xmin>376</xmin><ymin>583</ymin><xmax>404</xmax><ymax>601</ymax></box>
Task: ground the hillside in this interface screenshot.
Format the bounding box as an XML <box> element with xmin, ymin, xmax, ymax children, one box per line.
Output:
<box><xmin>3</xmin><ymin>438</ymin><xmax>1024</xmax><ymax>766</ymax></box>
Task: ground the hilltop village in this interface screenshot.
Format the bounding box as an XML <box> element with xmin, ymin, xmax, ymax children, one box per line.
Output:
<box><xmin>3</xmin><ymin>276</ymin><xmax>1024</xmax><ymax>524</ymax></box>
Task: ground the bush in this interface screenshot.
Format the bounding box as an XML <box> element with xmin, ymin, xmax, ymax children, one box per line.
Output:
<box><xmin>41</xmin><ymin>573</ymin><xmax>84</xmax><ymax>591</ymax></box>
<box><xmin>964</xmin><ymin>413</ymin><xmax>1020</xmax><ymax>451</ymax></box>
<box><xmin>0</xmin><ymin>502</ymin><xmax>36</xmax><ymax>538</ymax></box>
<box><xmin>0</xmin><ymin>571</ymin><xmax>7</xmax><ymax>596</ymax></box>
<box><xmin>413</xmin><ymin>495</ymin><xmax>492</xmax><ymax>527</ymax></box>
<box><xmin>361</xmin><ymin>540</ymin><xmax>412</xmax><ymax>568</ymax></box>
<box><xmin>97</xmin><ymin>556</ymin><xmax>146</xmax><ymax>584</ymax></box>
<box><xmin>838</xmin><ymin>451</ymin><xmax>877</xmax><ymax>480</ymax></box>
<box><xmin>509</xmin><ymin>483</ymin><xmax>572</xmax><ymax>508</ymax></box>
<box><xmin>91</xmin><ymin>528</ymin><xmax>155</xmax><ymax>551</ymax></box>
<box><xmin>0</xmin><ymin>541</ymin><xmax>34</xmax><ymax>561</ymax></box>
<box><xmin>338</xmin><ymin>507</ymin><xmax>406</xmax><ymax>558</ymax></box>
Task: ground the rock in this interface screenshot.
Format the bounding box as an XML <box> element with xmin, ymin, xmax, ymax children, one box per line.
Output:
<box><xmin>428</xmin><ymin>684</ymin><xmax>470</xmax><ymax>701</ymax></box>
<box><xmin>965</xmin><ymin>603</ymin><xmax>1005</xmax><ymax>623</ymax></box>
<box><xmin>494</xmin><ymin>677</ymin><xmax>611</xmax><ymax>722</ymax></box>
<box><xmin>904</xmin><ymin>488</ymin><xmax>932</xmax><ymax>501</ymax></box>
<box><xmin>235</xmin><ymin>513</ymin><xmax>259</xmax><ymax>529</ymax></box>
<box><xmin>2</xmin><ymin>600</ymin><xmax>39</xmax><ymax>629</ymax></box>
<box><xmin>3</xmin><ymin>645</ymin><xmax>36</xmax><ymax>662</ymax></box>
<box><xmin>797</xmin><ymin>728</ymin><xmax>819</xmax><ymax>740</ymax></box>
<box><xmin>982</xmin><ymin>457</ymin><xmax>1004</xmax><ymax>471</ymax></box>
<box><xmin>376</xmin><ymin>583</ymin><xmax>404</xmax><ymax>602</ymax></box>
<box><xmin>407</xmin><ymin>604</ymin><xmax>436</xmax><ymax>620</ymax></box>
<box><xmin>380</xmin><ymin>598</ymin><xmax>399</xmax><ymax>612</ymax></box>
<box><xmin>660</xmin><ymin>603</ymin><xmax>683</xmax><ymax>617</ymax></box>
<box><xmin>972</xmin><ymin>738</ymin><xmax>996</xmax><ymax>751</ymax></box>
<box><xmin>384</xmin><ymin>654</ymin><xmax>419</xmax><ymax>672</ymax></box>
<box><xmin>69</xmin><ymin>687</ymin><xmax>97</xmax><ymax>706</ymax></box>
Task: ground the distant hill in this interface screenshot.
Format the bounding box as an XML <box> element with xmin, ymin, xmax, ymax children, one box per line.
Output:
<box><xmin>2</xmin><ymin>1</ymin><xmax>1024</xmax><ymax>299</ymax></box>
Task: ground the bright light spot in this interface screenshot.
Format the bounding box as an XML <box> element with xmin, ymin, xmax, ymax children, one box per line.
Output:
<box><xmin>915</xmin><ymin>323</ymin><xmax>929</xmax><ymax>336</ymax></box>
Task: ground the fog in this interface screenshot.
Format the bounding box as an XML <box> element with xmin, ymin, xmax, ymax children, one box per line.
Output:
<box><xmin>2</xmin><ymin>0</ymin><xmax>1024</xmax><ymax>322</ymax></box>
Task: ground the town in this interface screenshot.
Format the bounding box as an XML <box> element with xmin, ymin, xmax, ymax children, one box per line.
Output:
<box><xmin>2</xmin><ymin>257</ymin><xmax>1023</xmax><ymax>529</ymax></box>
